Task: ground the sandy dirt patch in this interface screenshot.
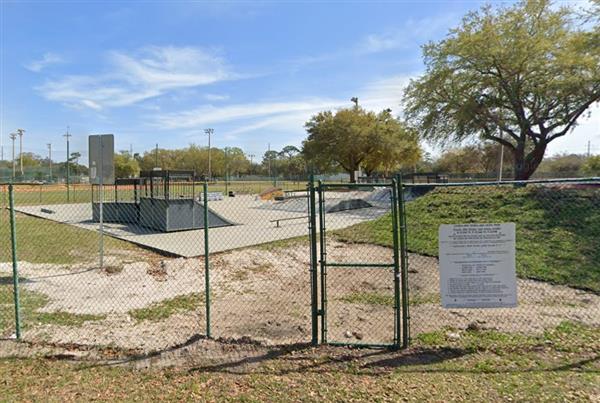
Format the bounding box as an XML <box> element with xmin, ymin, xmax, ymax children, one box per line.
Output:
<box><xmin>0</xmin><ymin>241</ymin><xmax>598</xmax><ymax>353</ymax></box>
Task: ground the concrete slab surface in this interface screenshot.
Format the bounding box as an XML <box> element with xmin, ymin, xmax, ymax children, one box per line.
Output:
<box><xmin>14</xmin><ymin>194</ymin><xmax>390</xmax><ymax>257</ymax></box>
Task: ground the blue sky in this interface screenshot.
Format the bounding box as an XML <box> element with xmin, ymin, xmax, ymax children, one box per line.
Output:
<box><xmin>1</xmin><ymin>0</ymin><xmax>598</xmax><ymax>164</ymax></box>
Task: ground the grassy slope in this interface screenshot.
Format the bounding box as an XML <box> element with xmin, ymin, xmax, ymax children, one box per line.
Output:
<box><xmin>1</xmin><ymin>322</ymin><xmax>598</xmax><ymax>401</ymax></box>
<box><xmin>0</xmin><ymin>213</ymin><xmax>147</xmax><ymax>264</ymax></box>
<box><xmin>335</xmin><ymin>186</ymin><xmax>600</xmax><ymax>292</ymax></box>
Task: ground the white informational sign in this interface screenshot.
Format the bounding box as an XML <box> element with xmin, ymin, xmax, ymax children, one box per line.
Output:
<box><xmin>438</xmin><ymin>223</ymin><xmax>517</xmax><ymax>308</ymax></box>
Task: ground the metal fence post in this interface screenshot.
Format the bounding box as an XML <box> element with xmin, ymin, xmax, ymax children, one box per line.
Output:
<box><xmin>318</xmin><ymin>180</ymin><xmax>327</xmax><ymax>343</ymax></box>
<box><xmin>391</xmin><ymin>179</ymin><xmax>402</xmax><ymax>349</ymax></box>
<box><xmin>308</xmin><ymin>175</ymin><xmax>319</xmax><ymax>345</ymax></box>
<box><xmin>396</xmin><ymin>175</ymin><xmax>410</xmax><ymax>348</ymax></box>
<box><xmin>8</xmin><ymin>184</ymin><xmax>22</xmax><ymax>339</ymax></box>
<box><xmin>203</xmin><ymin>181</ymin><xmax>211</xmax><ymax>338</ymax></box>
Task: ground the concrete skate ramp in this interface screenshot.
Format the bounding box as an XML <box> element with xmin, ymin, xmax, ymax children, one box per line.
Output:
<box><xmin>138</xmin><ymin>198</ymin><xmax>234</xmax><ymax>232</ymax></box>
<box><xmin>92</xmin><ymin>198</ymin><xmax>234</xmax><ymax>232</ymax></box>
<box><xmin>260</xmin><ymin>197</ymin><xmax>309</xmax><ymax>213</ymax></box>
<box><xmin>326</xmin><ymin>199</ymin><xmax>373</xmax><ymax>213</ymax></box>
<box><xmin>260</xmin><ymin>190</ymin><xmax>380</xmax><ymax>214</ymax></box>
<box><xmin>364</xmin><ymin>187</ymin><xmax>391</xmax><ymax>207</ymax></box>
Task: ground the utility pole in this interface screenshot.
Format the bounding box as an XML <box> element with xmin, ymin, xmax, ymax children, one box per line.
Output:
<box><xmin>63</xmin><ymin>127</ymin><xmax>72</xmax><ymax>202</ymax></box>
<box><xmin>155</xmin><ymin>143</ymin><xmax>159</xmax><ymax>168</ymax></box>
<box><xmin>47</xmin><ymin>143</ymin><xmax>52</xmax><ymax>181</ymax></box>
<box><xmin>351</xmin><ymin>97</ymin><xmax>359</xmax><ymax>108</ymax></box>
<box><xmin>248</xmin><ymin>154</ymin><xmax>255</xmax><ymax>175</ymax></box>
<box><xmin>17</xmin><ymin>129</ymin><xmax>25</xmax><ymax>176</ymax></box>
<box><xmin>204</xmin><ymin>128</ymin><xmax>213</xmax><ymax>181</ymax></box>
<box><xmin>9</xmin><ymin>132</ymin><xmax>17</xmax><ymax>180</ymax></box>
<box><xmin>588</xmin><ymin>140</ymin><xmax>591</xmax><ymax>158</ymax></box>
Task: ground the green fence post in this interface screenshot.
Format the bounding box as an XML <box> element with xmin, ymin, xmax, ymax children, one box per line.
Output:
<box><xmin>8</xmin><ymin>184</ymin><xmax>22</xmax><ymax>340</ymax></box>
<box><xmin>396</xmin><ymin>175</ymin><xmax>410</xmax><ymax>348</ymax></box>
<box><xmin>317</xmin><ymin>180</ymin><xmax>328</xmax><ymax>343</ymax></box>
<box><xmin>391</xmin><ymin>179</ymin><xmax>401</xmax><ymax>349</ymax></box>
<box><xmin>203</xmin><ymin>181</ymin><xmax>211</xmax><ymax>338</ymax></box>
<box><xmin>308</xmin><ymin>175</ymin><xmax>319</xmax><ymax>345</ymax></box>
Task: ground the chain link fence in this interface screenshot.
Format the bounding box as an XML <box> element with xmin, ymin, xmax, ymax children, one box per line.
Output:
<box><xmin>0</xmin><ymin>177</ymin><xmax>598</xmax><ymax>358</ymax></box>
<box><xmin>403</xmin><ymin>179</ymin><xmax>600</xmax><ymax>343</ymax></box>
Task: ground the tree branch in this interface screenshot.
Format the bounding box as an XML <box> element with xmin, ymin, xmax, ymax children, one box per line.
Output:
<box><xmin>547</xmin><ymin>95</ymin><xmax>600</xmax><ymax>141</ymax></box>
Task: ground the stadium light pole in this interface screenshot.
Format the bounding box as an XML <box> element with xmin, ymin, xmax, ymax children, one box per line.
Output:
<box><xmin>204</xmin><ymin>128</ymin><xmax>213</xmax><ymax>181</ymax></box>
<box><xmin>17</xmin><ymin>129</ymin><xmax>25</xmax><ymax>176</ymax></box>
<box><xmin>9</xmin><ymin>132</ymin><xmax>17</xmax><ymax>180</ymax></box>
<box><xmin>248</xmin><ymin>154</ymin><xmax>255</xmax><ymax>175</ymax></box>
<box><xmin>63</xmin><ymin>127</ymin><xmax>72</xmax><ymax>202</ymax></box>
<box><xmin>267</xmin><ymin>143</ymin><xmax>271</xmax><ymax>178</ymax></box>
<box><xmin>47</xmin><ymin>143</ymin><xmax>52</xmax><ymax>181</ymax></box>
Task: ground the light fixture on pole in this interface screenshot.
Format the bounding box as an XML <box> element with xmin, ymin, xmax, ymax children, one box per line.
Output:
<box><xmin>17</xmin><ymin>129</ymin><xmax>25</xmax><ymax>176</ymax></box>
<box><xmin>204</xmin><ymin>128</ymin><xmax>214</xmax><ymax>181</ymax></box>
<box><xmin>9</xmin><ymin>132</ymin><xmax>17</xmax><ymax>180</ymax></box>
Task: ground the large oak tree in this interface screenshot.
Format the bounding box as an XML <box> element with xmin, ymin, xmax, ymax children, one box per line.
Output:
<box><xmin>303</xmin><ymin>106</ymin><xmax>421</xmax><ymax>182</ymax></box>
<box><xmin>403</xmin><ymin>0</ymin><xmax>600</xmax><ymax>180</ymax></box>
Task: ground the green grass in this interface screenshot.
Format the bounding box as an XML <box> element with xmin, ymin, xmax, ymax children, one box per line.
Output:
<box><xmin>0</xmin><ymin>322</ymin><xmax>598</xmax><ymax>401</ymax></box>
<box><xmin>3</xmin><ymin>180</ymin><xmax>307</xmax><ymax>207</ymax></box>
<box><xmin>335</xmin><ymin>186</ymin><xmax>600</xmax><ymax>292</ymax></box>
<box><xmin>0</xmin><ymin>212</ymin><xmax>147</xmax><ymax>264</ymax></box>
<box><xmin>129</xmin><ymin>293</ymin><xmax>204</xmax><ymax>322</ymax></box>
<box><xmin>0</xmin><ymin>279</ymin><xmax>105</xmax><ymax>334</ymax></box>
<box><xmin>415</xmin><ymin>321</ymin><xmax>600</xmax><ymax>354</ymax></box>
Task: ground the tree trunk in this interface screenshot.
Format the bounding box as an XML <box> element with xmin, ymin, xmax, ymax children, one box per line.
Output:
<box><xmin>513</xmin><ymin>142</ymin><xmax>547</xmax><ymax>181</ymax></box>
<box><xmin>349</xmin><ymin>169</ymin><xmax>357</xmax><ymax>183</ymax></box>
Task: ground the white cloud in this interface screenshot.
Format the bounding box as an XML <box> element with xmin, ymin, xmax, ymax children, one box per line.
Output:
<box><xmin>25</xmin><ymin>52</ymin><xmax>64</xmax><ymax>72</ymax></box>
<box><xmin>80</xmin><ymin>99</ymin><xmax>103</xmax><ymax>110</ymax></box>
<box><xmin>152</xmin><ymin>98</ymin><xmax>345</xmax><ymax>129</ymax></box>
<box><xmin>203</xmin><ymin>93</ymin><xmax>230</xmax><ymax>101</ymax></box>
<box><xmin>356</xmin><ymin>14</ymin><xmax>458</xmax><ymax>54</ymax></box>
<box><xmin>359</xmin><ymin>75</ymin><xmax>413</xmax><ymax>112</ymax></box>
<box><xmin>284</xmin><ymin>14</ymin><xmax>457</xmax><ymax>73</ymax></box>
<box><xmin>150</xmin><ymin>75</ymin><xmax>415</xmax><ymax>137</ymax></box>
<box><xmin>37</xmin><ymin>46</ymin><xmax>234</xmax><ymax>110</ymax></box>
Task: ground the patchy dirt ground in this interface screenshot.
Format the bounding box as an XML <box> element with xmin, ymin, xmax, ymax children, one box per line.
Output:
<box><xmin>1</xmin><ymin>240</ymin><xmax>599</xmax><ymax>355</ymax></box>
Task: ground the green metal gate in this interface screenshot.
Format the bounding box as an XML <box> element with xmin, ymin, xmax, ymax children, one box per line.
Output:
<box><xmin>309</xmin><ymin>178</ymin><xmax>409</xmax><ymax>348</ymax></box>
